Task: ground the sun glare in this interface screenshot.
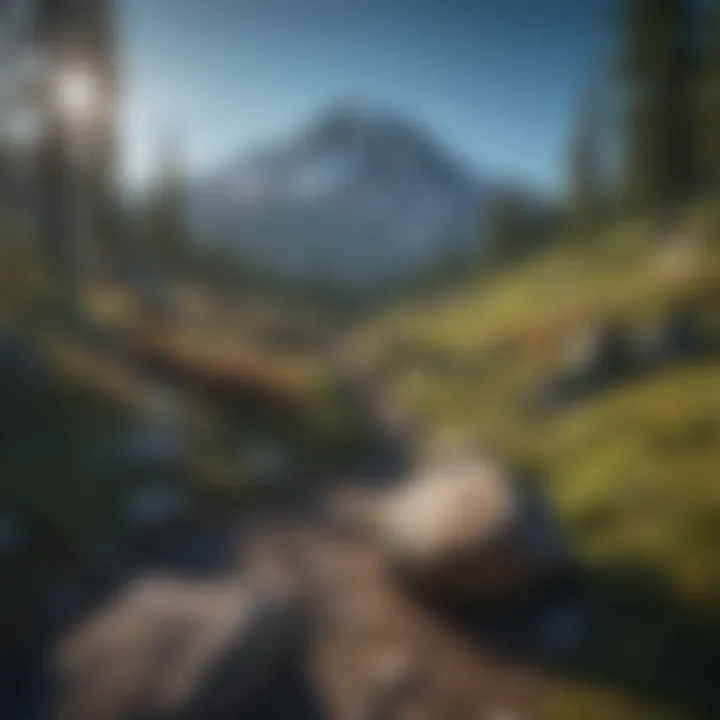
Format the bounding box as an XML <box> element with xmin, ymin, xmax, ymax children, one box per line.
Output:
<box><xmin>55</xmin><ymin>67</ymin><xmax>98</xmax><ymax>123</ymax></box>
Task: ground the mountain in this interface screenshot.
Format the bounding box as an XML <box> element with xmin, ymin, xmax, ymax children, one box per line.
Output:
<box><xmin>190</xmin><ymin>105</ymin><xmax>487</xmax><ymax>288</ymax></box>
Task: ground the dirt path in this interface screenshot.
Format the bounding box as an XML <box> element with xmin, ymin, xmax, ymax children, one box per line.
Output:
<box><xmin>261</xmin><ymin>522</ymin><xmax>540</xmax><ymax>720</ymax></box>
<box><xmin>37</xmin><ymin>503</ymin><xmax>544</xmax><ymax>720</ymax></box>
<box><xmin>7</xmin><ymin>335</ymin><xmax>548</xmax><ymax>719</ymax></box>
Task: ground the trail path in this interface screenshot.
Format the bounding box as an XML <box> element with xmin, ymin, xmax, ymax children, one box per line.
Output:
<box><xmin>10</xmin><ymin>337</ymin><xmax>548</xmax><ymax>720</ymax></box>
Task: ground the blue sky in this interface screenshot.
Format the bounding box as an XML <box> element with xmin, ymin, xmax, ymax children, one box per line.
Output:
<box><xmin>118</xmin><ymin>0</ymin><xmax>614</xmax><ymax>193</ymax></box>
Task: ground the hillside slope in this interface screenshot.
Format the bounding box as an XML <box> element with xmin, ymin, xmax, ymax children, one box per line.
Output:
<box><xmin>353</xmin><ymin>203</ymin><xmax>720</xmax><ymax>719</ymax></box>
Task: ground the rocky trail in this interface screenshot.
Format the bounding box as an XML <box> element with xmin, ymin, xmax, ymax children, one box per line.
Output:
<box><xmin>47</xmin><ymin>506</ymin><xmax>555</xmax><ymax>720</ymax></box>
<box><xmin>2</xmin><ymin>339</ymin><xmax>584</xmax><ymax>720</ymax></box>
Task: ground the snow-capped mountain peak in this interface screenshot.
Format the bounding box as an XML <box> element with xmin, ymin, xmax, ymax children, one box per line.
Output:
<box><xmin>191</xmin><ymin>105</ymin><xmax>487</xmax><ymax>287</ymax></box>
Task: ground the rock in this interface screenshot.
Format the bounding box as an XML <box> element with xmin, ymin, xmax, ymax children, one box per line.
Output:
<box><xmin>358</xmin><ymin>646</ymin><xmax>419</xmax><ymax>720</ymax></box>
<box><xmin>323</xmin><ymin>486</ymin><xmax>381</xmax><ymax>535</ymax></box>
<box><xmin>53</xmin><ymin>577</ymin><xmax>304</xmax><ymax>720</ymax></box>
<box><xmin>375</xmin><ymin>453</ymin><xmax>570</xmax><ymax>606</ymax></box>
<box><xmin>555</xmin><ymin>322</ymin><xmax>635</xmax><ymax>399</ymax></box>
<box><xmin>632</xmin><ymin>310</ymin><xmax>703</xmax><ymax>367</ymax></box>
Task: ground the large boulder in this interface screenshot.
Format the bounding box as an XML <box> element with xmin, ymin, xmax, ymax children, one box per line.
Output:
<box><xmin>53</xmin><ymin>577</ymin><xmax>304</xmax><ymax>720</ymax></box>
<box><xmin>374</xmin><ymin>454</ymin><xmax>571</xmax><ymax>606</ymax></box>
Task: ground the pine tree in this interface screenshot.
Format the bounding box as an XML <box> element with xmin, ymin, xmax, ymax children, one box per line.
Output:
<box><xmin>568</xmin><ymin>83</ymin><xmax>604</xmax><ymax>229</ymax></box>
<box><xmin>698</xmin><ymin>1</ymin><xmax>720</xmax><ymax>189</ymax></box>
<box><xmin>35</xmin><ymin>0</ymin><xmax>121</xmax><ymax>283</ymax></box>
<box><xmin>621</xmin><ymin>0</ymin><xmax>697</xmax><ymax>216</ymax></box>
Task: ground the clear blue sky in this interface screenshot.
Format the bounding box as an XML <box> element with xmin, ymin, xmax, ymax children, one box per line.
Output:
<box><xmin>118</xmin><ymin>0</ymin><xmax>614</xmax><ymax>193</ymax></box>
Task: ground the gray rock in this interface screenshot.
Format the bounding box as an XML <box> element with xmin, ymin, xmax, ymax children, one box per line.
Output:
<box><xmin>632</xmin><ymin>310</ymin><xmax>702</xmax><ymax>366</ymax></box>
<box><xmin>554</xmin><ymin>322</ymin><xmax>636</xmax><ymax>399</ymax></box>
<box><xmin>54</xmin><ymin>577</ymin><xmax>304</xmax><ymax>720</ymax></box>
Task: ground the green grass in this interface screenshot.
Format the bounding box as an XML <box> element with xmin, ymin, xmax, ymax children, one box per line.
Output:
<box><xmin>354</xmin><ymin>203</ymin><xmax>720</xmax><ymax>718</ymax></box>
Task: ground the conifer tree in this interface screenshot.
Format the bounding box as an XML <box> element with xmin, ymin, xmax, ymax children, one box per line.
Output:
<box><xmin>621</xmin><ymin>0</ymin><xmax>697</xmax><ymax>215</ymax></box>
<box><xmin>568</xmin><ymin>84</ymin><xmax>604</xmax><ymax>229</ymax></box>
<box><xmin>698</xmin><ymin>1</ymin><xmax>720</xmax><ymax>189</ymax></box>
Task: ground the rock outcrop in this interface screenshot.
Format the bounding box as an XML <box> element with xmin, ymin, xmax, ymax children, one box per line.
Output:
<box><xmin>54</xmin><ymin>578</ymin><xmax>304</xmax><ymax>720</ymax></box>
<box><xmin>373</xmin><ymin>453</ymin><xmax>570</xmax><ymax>606</ymax></box>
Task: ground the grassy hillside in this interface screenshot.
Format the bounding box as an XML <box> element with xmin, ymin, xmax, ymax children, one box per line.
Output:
<box><xmin>353</xmin><ymin>202</ymin><xmax>720</xmax><ymax>718</ymax></box>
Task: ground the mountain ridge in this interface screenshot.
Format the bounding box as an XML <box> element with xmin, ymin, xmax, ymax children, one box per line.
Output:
<box><xmin>190</xmin><ymin>104</ymin><xmax>488</xmax><ymax>288</ymax></box>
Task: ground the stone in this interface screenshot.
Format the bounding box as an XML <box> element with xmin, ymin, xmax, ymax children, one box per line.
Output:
<box><xmin>375</xmin><ymin>453</ymin><xmax>570</xmax><ymax>605</ymax></box>
<box><xmin>632</xmin><ymin>310</ymin><xmax>702</xmax><ymax>367</ymax></box>
<box><xmin>323</xmin><ymin>486</ymin><xmax>381</xmax><ymax>535</ymax></box>
<box><xmin>556</xmin><ymin>322</ymin><xmax>635</xmax><ymax>398</ymax></box>
<box><xmin>53</xmin><ymin>577</ymin><xmax>304</xmax><ymax>720</ymax></box>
